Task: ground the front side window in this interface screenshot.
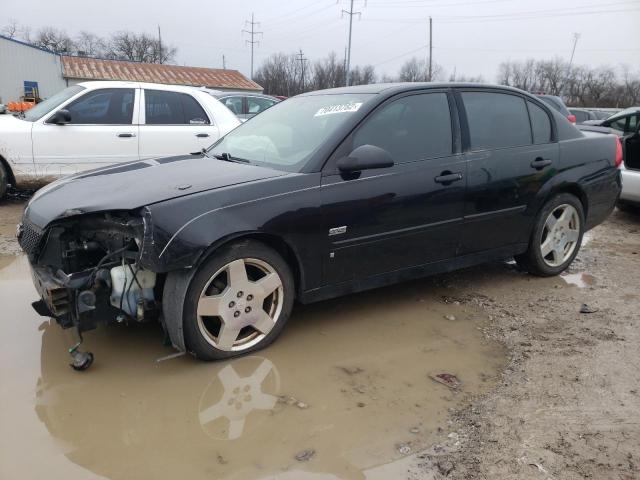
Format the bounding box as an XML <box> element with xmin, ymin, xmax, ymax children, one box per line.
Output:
<box><xmin>57</xmin><ymin>88</ymin><xmax>134</xmax><ymax>125</ymax></box>
<box><xmin>352</xmin><ymin>93</ymin><xmax>452</xmax><ymax>164</ymax></box>
<box><xmin>528</xmin><ymin>101</ymin><xmax>552</xmax><ymax>144</ymax></box>
<box><xmin>463</xmin><ymin>92</ymin><xmax>531</xmax><ymax>150</ymax></box>
<box><xmin>24</xmin><ymin>85</ymin><xmax>85</xmax><ymax>122</ymax></box>
<box><xmin>607</xmin><ymin>114</ymin><xmax>638</xmax><ymax>134</ymax></box>
<box><xmin>209</xmin><ymin>93</ymin><xmax>375</xmax><ymax>172</ymax></box>
<box><xmin>247</xmin><ymin>97</ymin><xmax>277</xmax><ymax>115</ymax></box>
<box><xmin>145</xmin><ymin>90</ymin><xmax>210</xmax><ymax>125</ymax></box>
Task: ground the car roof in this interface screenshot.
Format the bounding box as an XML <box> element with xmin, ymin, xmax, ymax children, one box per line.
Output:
<box><xmin>77</xmin><ymin>80</ymin><xmax>210</xmax><ymax>94</ymax></box>
<box><xmin>300</xmin><ymin>82</ymin><xmax>534</xmax><ymax>97</ymax></box>
<box><xmin>209</xmin><ymin>91</ymin><xmax>277</xmax><ymax>99</ymax></box>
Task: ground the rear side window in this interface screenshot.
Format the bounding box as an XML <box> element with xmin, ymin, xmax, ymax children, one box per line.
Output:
<box><xmin>528</xmin><ymin>101</ymin><xmax>552</xmax><ymax>144</ymax></box>
<box><xmin>353</xmin><ymin>92</ymin><xmax>452</xmax><ymax>164</ymax></box>
<box><xmin>220</xmin><ymin>96</ymin><xmax>244</xmax><ymax>115</ymax></box>
<box><xmin>64</xmin><ymin>88</ymin><xmax>134</xmax><ymax>125</ymax></box>
<box><xmin>462</xmin><ymin>92</ymin><xmax>531</xmax><ymax>150</ymax></box>
<box><xmin>145</xmin><ymin>90</ymin><xmax>210</xmax><ymax>125</ymax></box>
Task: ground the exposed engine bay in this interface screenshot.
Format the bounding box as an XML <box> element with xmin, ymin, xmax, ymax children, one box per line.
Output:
<box><xmin>19</xmin><ymin>212</ymin><xmax>162</xmax><ymax>368</ymax></box>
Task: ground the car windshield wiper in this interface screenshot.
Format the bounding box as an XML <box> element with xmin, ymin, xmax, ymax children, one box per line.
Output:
<box><xmin>211</xmin><ymin>152</ymin><xmax>251</xmax><ymax>163</ymax></box>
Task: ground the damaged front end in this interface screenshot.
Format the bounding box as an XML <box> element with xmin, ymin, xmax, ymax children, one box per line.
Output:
<box><xmin>18</xmin><ymin>210</ymin><xmax>161</xmax><ymax>368</ymax></box>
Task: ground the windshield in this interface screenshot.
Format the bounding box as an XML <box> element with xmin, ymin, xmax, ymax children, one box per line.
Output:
<box><xmin>208</xmin><ymin>93</ymin><xmax>375</xmax><ymax>172</ymax></box>
<box><xmin>23</xmin><ymin>85</ymin><xmax>85</xmax><ymax>121</ymax></box>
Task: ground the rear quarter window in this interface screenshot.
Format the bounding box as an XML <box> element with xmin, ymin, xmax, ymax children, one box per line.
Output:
<box><xmin>528</xmin><ymin>101</ymin><xmax>552</xmax><ymax>144</ymax></box>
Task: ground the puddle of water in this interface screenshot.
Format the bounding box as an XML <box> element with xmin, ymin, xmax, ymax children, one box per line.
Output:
<box><xmin>0</xmin><ymin>255</ymin><xmax>505</xmax><ymax>480</ymax></box>
<box><xmin>561</xmin><ymin>272</ymin><xmax>597</xmax><ymax>289</ymax></box>
<box><xmin>0</xmin><ymin>200</ymin><xmax>24</xmax><ymax>238</ymax></box>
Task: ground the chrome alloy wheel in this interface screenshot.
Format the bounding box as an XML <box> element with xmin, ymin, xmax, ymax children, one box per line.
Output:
<box><xmin>197</xmin><ymin>258</ymin><xmax>284</xmax><ymax>352</ymax></box>
<box><xmin>540</xmin><ymin>204</ymin><xmax>581</xmax><ymax>267</ymax></box>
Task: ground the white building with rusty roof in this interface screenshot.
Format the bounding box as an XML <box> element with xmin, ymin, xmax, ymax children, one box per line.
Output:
<box><xmin>0</xmin><ymin>34</ymin><xmax>261</xmax><ymax>105</ymax></box>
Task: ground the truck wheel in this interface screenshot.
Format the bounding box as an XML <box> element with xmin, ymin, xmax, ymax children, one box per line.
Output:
<box><xmin>515</xmin><ymin>193</ymin><xmax>585</xmax><ymax>277</ymax></box>
<box><xmin>0</xmin><ymin>162</ymin><xmax>8</xmax><ymax>200</ymax></box>
<box><xmin>182</xmin><ymin>240</ymin><xmax>294</xmax><ymax>360</ymax></box>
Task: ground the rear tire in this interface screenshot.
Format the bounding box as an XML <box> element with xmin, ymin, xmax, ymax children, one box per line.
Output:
<box><xmin>182</xmin><ymin>240</ymin><xmax>294</xmax><ymax>361</ymax></box>
<box><xmin>0</xmin><ymin>162</ymin><xmax>8</xmax><ymax>200</ymax></box>
<box><xmin>515</xmin><ymin>193</ymin><xmax>585</xmax><ymax>277</ymax></box>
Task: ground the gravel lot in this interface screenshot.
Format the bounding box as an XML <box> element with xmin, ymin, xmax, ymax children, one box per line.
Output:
<box><xmin>0</xmin><ymin>196</ymin><xmax>638</xmax><ymax>479</ymax></box>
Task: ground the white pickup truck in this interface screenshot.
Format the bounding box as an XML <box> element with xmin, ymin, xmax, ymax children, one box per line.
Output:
<box><xmin>0</xmin><ymin>81</ymin><xmax>241</xmax><ymax>198</ymax></box>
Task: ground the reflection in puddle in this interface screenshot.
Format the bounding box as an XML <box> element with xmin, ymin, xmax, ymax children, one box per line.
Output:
<box><xmin>561</xmin><ymin>272</ymin><xmax>597</xmax><ymax>288</ymax></box>
<box><xmin>199</xmin><ymin>358</ymin><xmax>280</xmax><ymax>440</ymax></box>
<box><xmin>0</xmin><ymin>255</ymin><xmax>505</xmax><ymax>479</ymax></box>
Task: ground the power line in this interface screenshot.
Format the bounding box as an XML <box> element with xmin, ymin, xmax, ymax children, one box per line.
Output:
<box><xmin>341</xmin><ymin>0</ymin><xmax>364</xmax><ymax>86</ymax></box>
<box><xmin>242</xmin><ymin>13</ymin><xmax>263</xmax><ymax>80</ymax></box>
<box><xmin>373</xmin><ymin>44</ymin><xmax>428</xmax><ymax>67</ymax></box>
<box><xmin>362</xmin><ymin>1</ymin><xmax>640</xmax><ymax>23</ymax></box>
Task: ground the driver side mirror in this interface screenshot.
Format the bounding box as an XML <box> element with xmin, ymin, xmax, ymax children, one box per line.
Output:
<box><xmin>337</xmin><ymin>144</ymin><xmax>394</xmax><ymax>173</ymax></box>
<box><xmin>49</xmin><ymin>109</ymin><xmax>71</xmax><ymax>125</ymax></box>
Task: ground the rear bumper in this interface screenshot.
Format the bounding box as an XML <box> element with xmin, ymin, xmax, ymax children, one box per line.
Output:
<box><xmin>620</xmin><ymin>167</ymin><xmax>640</xmax><ymax>205</ymax></box>
<box><xmin>584</xmin><ymin>169</ymin><xmax>621</xmax><ymax>230</ymax></box>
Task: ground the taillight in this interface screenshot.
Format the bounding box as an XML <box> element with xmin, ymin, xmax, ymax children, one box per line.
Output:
<box><xmin>567</xmin><ymin>114</ymin><xmax>577</xmax><ymax>124</ymax></box>
<box><xmin>615</xmin><ymin>136</ymin><xmax>623</xmax><ymax>168</ymax></box>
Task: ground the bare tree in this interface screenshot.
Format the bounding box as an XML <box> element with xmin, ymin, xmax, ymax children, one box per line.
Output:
<box><xmin>349</xmin><ymin>65</ymin><xmax>376</xmax><ymax>86</ymax></box>
<box><xmin>75</xmin><ymin>31</ymin><xmax>106</xmax><ymax>57</ymax></box>
<box><xmin>105</xmin><ymin>31</ymin><xmax>176</xmax><ymax>63</ymax></box>
<box><xmin>1</xmin><ymin>19</ymin><xmax>19</xmax><ymax>39</ymax></box>
<box><xmin>449</xmin><ymin>72</ymin><xmax>485</xmax><ymax>83</ymax></box>
<box><xmin>253</xmin><ymin>53</ymin><xmax>302</xmax><ymax>96</ymax></box>
<box><xmin>33</xmin><ymin>27</ymin><xmax>75</xmax><ymax>53</ymax></box>
<box><xmin>312</xmin><ymin>52</ymin><xmax>347</xmax><ymax>90</ymax></box>
<box><xmin>398</xmin><ymin>57</ymin><xmax>443</xmax><ymax>82</ymax></box>
<box><xmin>621</xmin><ymin>65</ymin><xmax>640</xmax><ymax>106</ymax></box>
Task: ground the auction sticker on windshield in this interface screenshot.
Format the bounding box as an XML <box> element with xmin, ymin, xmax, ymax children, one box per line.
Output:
<box><xmin>314</xmin><ymin>102</ymin><xmax>363</xmax><ymax>117</ymax></box>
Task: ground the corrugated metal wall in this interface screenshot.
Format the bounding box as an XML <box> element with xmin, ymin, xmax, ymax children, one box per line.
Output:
<box><xmin>0</xmin><ymin>37</ymin><xmax>67</xmax><ymax>104</ymax></box>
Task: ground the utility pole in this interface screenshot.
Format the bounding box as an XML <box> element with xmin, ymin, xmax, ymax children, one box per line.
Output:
<box><xmin>342</xmin><ymin>0</ymin><xmax>363</xmax><ymax>87</ymax></box>
<box><xmin>222</xmin><ymin>54</ymin><xmax>226</xmax><ymax>69</ymax></box>
<box><xmin>296</xmin><ymin>49</ymin><xmax>308</xmax><ymax>91</ymax></box>
<box><xmin>428</xmin><ymin>17</ymin><xmax>433</xmax><ymax>81</ymax></box>
<box><xmin>559</xmin><ymin>32</ymin><xmax>580</xmax><ymax>98</ymax></box>
<box><xmin>157</xmin><ymin>25</ymin><xmax>163</xmax><ymax>64</ymax></box>
<box><xmin>242</xmin><ymin>13</ymin><xmax>263</xmax><ymax>80</ymax></box>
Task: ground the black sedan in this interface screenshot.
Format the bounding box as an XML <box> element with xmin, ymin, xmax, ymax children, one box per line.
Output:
<box><xmin>19</xmin><ymin>83</ymin><xmax>621</xmax><ymax>369</ymax></box>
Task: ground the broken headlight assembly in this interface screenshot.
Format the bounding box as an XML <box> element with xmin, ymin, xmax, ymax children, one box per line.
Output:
<box><xmin>27</xmin><ymin>211</ymin><xmax>161</xmax><ymax>369</ymax></box>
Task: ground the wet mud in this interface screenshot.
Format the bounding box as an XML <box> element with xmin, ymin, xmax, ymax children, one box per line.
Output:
<box><xmin>0</xmin><ymin>253</ymin><xmax>505</xmax><ymax>480</ymax></box>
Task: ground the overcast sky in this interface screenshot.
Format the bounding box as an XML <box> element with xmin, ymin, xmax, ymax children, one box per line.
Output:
<box><xmin>3</xmin><ymin>0</ymin><xmax>640</xmax><ymax>81</ymax></box>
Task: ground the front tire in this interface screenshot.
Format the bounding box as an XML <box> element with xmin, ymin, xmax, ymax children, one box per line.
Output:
<box><xmin>0</xmin><ymin>162</ymin><xmax>8</xmax><ymax>200</ymax></box>
<box><xmin>182</xmin><ymin>240</ymin><xmax>294</xmax><ymax>360</ymax></box>
<box><xmin>515</xmin><ymin>193</ymin><xmax>585</xmax><ymax>277</ymax></box>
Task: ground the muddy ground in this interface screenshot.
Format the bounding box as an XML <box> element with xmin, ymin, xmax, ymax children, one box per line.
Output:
<box><xmin>0</xmin><ymin>196</ymin><xmax>638</xmax><ymax>479</ymax></box>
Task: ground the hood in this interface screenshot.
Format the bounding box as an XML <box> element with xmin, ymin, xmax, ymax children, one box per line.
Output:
<box><xmin>24</xmin><ymin>154</ymin><xmax>288</xmax><ymax>228</ymax></box>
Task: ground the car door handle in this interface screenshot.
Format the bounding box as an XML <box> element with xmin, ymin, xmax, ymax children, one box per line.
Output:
<box><xmin>195</xmin><ymin>133</ymin><xmax>210</xmax><ymax>138</ymax></box>
<box><xmin>434</xmin><ymin>172</ymin><xmax>463</xmax><ymax>185</ymax></box>
<box><xmin>531</xmin><ymin>157</ymin><xmax>552</xmax><ymax>170</ymax></box>
<box><xmin>117</xmin><ymin>133</ymin><xmax>136</xmax><ymax>138</ymax></box>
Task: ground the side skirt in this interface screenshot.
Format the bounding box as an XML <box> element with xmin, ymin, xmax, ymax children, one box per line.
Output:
<box><xmin>299</xmin><ymin>244</ymin><xmax>528</xmax><ymax>304</ymax></box>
